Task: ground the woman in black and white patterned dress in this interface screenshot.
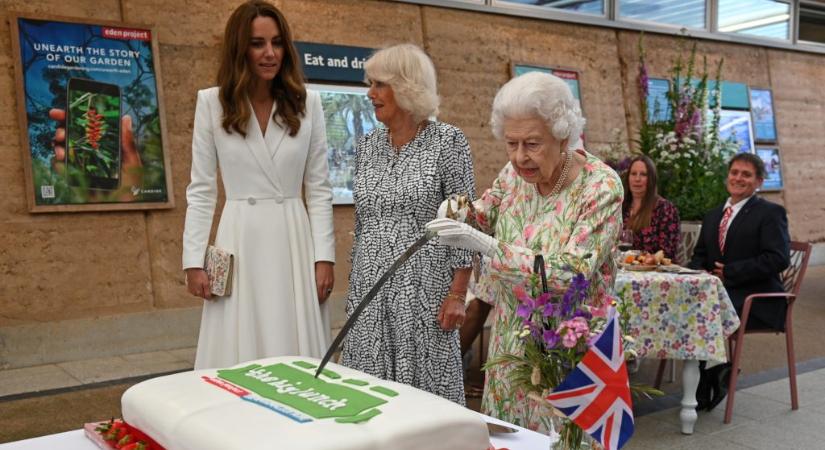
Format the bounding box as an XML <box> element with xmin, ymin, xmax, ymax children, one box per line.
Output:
<box><xmin>341</xmin><ymin>44</ymin><xmax>475</xmax><ymax>405</ymax></box>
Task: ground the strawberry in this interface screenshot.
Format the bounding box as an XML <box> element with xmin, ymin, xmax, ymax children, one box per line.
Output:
<box><xmin>115</xmin><ymin>426</ymin><xmax>129</xmax><ymax>442</ymax></box>
<box><xmin>95</xmin><ymin>418</ymin><xmax>115</xmax><ymax>433</ymax></box>
<box><xmin>116</xmin><ymin>433</ymin><xmax>133</xmax><ymax>449</ymax></box>
<box><xmin>120</xmin><ymin>441</ymin><xmax>147</xmax><ymax>450</ymax></box>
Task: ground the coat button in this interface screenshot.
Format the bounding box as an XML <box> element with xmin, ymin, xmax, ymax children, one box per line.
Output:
<box><xmin>274</xmin><ymin>194</ymin><xmax>284</xmax><ymax>204</ymax></box>
<box><xmin>247</xmin><ymin>197</ymin><xmax>256</xmax><ymax>205</ymax></box>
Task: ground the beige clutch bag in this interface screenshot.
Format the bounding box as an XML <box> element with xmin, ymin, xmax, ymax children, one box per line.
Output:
<box><xmin>204</xmin><ymin>245</ymin><xmax>234</xmax><ymax>297</ymax></box>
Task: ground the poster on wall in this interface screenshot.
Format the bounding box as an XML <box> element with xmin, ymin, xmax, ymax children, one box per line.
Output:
<box><xmin>309</xmin><ymin>83</ymin><xmax>377</xmax><ymax>205</ymax></box>
<box><xmin>717</xmin><ymin>109</ymin><xmax>756</xmax><ymax>154</ymax></box>
<box><xmin>10</xmin><ymin>14</ymin><xmax>173</xmax><ymax>213</ymax></box>
<box><xmin>756</xmin><ymin>147</ymin><xmax>783</xmax><ymax>191</ymax></box>
<box><xmin>646</xmin><ymin>78</ymin><xmax>671</xmax><ymax>123</ymax></box>
<box><xmin>749</xmin><ymin>88</ymin><xmax>778</xmax><ymax>143</ymax></box>
<box><xmin>297</xmin><ymin>42</ymin><xmax>376</xmax><ymax>205</ymax></box>
<box><xmin>511</xmin><ymin>63</ymin><xmax>584</xmax><ymax>146</ymax></box>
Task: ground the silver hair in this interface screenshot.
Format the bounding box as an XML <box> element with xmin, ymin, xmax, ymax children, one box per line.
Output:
<box><xmin>490</xmin><ymin>71</ymin><xmax>585</xmax><ymax>149</ymax></box>
<box><xmin>364</xmin><ymin>43</ymin><xmax>439</xmax><ymax>122</ymax></box>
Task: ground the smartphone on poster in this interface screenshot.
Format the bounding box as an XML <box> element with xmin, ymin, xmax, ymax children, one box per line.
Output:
<box><xmin>65</xmin><ymin>78</ymin><xmax>121</xmax><ymax>190</ymax></box>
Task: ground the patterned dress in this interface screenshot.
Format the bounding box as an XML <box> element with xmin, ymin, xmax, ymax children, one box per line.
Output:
<box><xmin>341</xmin><ymin>121</ymin><xmax>475</xmax><ymax>405</ymax></box>
<box><xmin>623</xmin><ymin>196</ymin><xmax>681</xmax><ymax>262</ymax></box>
<box><xmin>472</xmin><ymin>150</ymin><xmax>623</xmax><ymax>433</ymax></box>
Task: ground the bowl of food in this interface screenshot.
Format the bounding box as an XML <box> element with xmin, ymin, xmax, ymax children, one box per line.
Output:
<box><xmin>621</xmin><ymin>250</ymin><xmax>671</xmax><ymax>271</ymax></box>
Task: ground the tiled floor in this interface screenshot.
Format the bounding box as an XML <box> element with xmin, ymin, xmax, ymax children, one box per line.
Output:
<box><xmin>629</xmin><ymin>366</ymin><xmax>825</xmax><ymax>450</ymax></box>
<box><xmin>0</xmin><ymin>348</ymin><xmax>195</xmax><ymax>398</ymax></box>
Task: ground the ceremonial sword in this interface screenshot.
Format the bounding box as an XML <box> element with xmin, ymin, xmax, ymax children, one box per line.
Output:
<box><xmin>314</xmin><ymin>230</ymin><xmax>437</xmax><ymax>378</ymax></box>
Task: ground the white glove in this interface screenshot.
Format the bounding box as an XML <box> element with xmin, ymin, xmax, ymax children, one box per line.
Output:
<box><xmin>426</xmin><ymin>218</ymin><xmax>499</xmax><ymax>258</ymax></box>
<box><xmin>436</xmin><ymin>198</ymin><xmax>468</xmax><ymax>222</ymax></box>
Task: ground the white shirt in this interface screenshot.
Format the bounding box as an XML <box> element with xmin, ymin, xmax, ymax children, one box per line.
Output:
<box><xmin>720</xmin><ymin>195</ymin><xmax>754</xmax><ymax>245</ymax></box>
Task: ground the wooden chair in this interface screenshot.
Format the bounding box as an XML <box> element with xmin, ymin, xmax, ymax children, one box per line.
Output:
<box><xmin>723</xmin><ymin>241</ymin><xmax>812</xmax><ymax>424</ymax></box>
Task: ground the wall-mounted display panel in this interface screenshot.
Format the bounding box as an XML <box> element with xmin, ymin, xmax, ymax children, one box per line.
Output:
<box><xmin>308</xmin><ymin>84</ymin><xmax>377</xmax><ymax>206</ymax></box>
<box><xmin>756</xmin><ymin>146</ymin><xmax>783</xmax><ymax>190</ymax></box>
<box><xmin>10</xmin><ymin>14</ymin><xmax>173</xmax><ymax>212</ymax></box>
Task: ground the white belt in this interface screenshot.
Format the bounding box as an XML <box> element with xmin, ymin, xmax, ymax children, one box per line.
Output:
<box><xmin>227</xmin><ymin>195</ymin><xmax>295</xmax><ymax>205</ymax></box>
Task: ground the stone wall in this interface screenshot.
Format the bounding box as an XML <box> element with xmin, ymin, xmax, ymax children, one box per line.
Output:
<box><xmin>1</xmin><ymin>0</ymin><xmax>823</xmax><ymax>368</ymax></box>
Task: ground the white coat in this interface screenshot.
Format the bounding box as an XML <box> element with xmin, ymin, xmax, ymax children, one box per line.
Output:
<box><xmin>182</xmin><ymin>87</ymin><xmax>334</xmax><ymax>369</ymax></box>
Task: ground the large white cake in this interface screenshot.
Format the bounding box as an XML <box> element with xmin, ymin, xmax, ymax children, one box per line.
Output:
<box><xmin>121</xmin><ymin>356</ymin><xmax>490</xmax><ymax>450</ymax></box>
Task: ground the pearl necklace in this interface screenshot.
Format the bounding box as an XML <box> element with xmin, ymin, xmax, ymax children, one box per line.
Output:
<box><xmin>546</xmin><ymin>149</ymin><xmax>572</xmax><ymax>198</ymax></box>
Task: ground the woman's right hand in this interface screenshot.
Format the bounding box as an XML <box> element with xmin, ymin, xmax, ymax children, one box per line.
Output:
<box><xmin>185</xmin><ymin>268</ymin><xmax>212</xmax><ymax>300</ymax></box>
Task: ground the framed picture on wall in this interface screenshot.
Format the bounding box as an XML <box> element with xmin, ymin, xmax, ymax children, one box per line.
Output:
<box><xmin>646</xmin><ymin>78</ymin><xmax>671</xmax><ymax>123</ymax></box>
<box><xmin>756</xmin><ymin>147</ymin><xmax>783</xmax><ymax>191</ymax></box>
<box><xmin>9</xmin><ymin>14</ymin><xmax>173</xmax><ymax>213</ymax></box>
<box><xmin>749</xmin><ymin>88</ymin><xmax>778</xmax><ymax>143</ymax></box>
<box><xmin>510</xmin><ymin>62</ymin><xmax>584</xmax><ymax>146</ymax></box>
<box><xmin>718</xmin><ymin>109</ymin><xmax>756</xmax><ymax>154</ymax></box>
<box><xmin>308</xmin><ymin>83</ymin><xmax>378</xmax><ymax>205</ymax></box>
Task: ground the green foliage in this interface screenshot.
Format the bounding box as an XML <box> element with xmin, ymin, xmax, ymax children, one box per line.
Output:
<box><xmin>636</xmin><ymin>36</ymin><xmax>736</xmax><ymax>220</ymax></box>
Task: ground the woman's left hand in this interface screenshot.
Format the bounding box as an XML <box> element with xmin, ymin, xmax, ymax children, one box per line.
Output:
<box><xmin>315</xmin><ymin>261</ymin><xmax>334</xmax><ymax>304</ymax></box>
<box><xmin>437</xmin><ymin>292</ymin><xmax>467</xmax><ymax>331</ymax></box>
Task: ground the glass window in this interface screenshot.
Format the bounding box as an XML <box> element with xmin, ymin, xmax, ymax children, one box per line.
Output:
<box><xmin>618</xmin><ymin>0</ymin><xmax>706</xmax><ymax>29</ymax></box>
<box><xmin>799</xmin><ymin>2</ymin><xmax>825</xmax><ymax>44</ymax></box>
<box><xmin>718</xmin><ymin>0</ymin><xmax>790</xmax><ymax>40</ymax></box>
<box><xmin>496</xmin><ymin>0</ymin><xmax>604</xmax><ymax>16</ymax></box>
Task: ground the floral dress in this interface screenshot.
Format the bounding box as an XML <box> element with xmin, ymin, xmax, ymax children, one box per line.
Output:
<box><xmin>623</xmin><ymin>196</ymin><xmax>681</xmax><ymax>262</ymax></box>
<box><xmin>472</xmin><ymin>150</ymin><xmax>623</xmax><ymax>433</ymax></box>
<box><xmin>341</xmin><ymin>121</ymin><xmax>475</xmax><ymax>405</ymax></box>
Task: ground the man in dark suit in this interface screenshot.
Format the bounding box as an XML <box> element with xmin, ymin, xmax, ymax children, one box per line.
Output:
<box><xmin>689</xmin><ymin>152</ymin><xmax>791</xmax><ymax>410</ymax></box>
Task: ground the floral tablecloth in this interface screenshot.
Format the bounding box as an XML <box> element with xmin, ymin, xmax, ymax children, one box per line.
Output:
<box><xmin>616</xmin><ymin>270</ymin><xmax>740</xmax><ymax>362</ymax></box>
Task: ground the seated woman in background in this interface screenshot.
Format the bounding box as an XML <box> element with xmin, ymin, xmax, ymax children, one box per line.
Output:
<box><xmin>622</xmin><ymin>155</ymin><xmax>681</xmax><ymax>261</ymax></box>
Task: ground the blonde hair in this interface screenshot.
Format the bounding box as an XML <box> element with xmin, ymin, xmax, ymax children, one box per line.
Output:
<box><xmin>364</xmin><ymin>44</ymin><xmax>439</xmax><ymax>122</ymax></box>
<box><xmin>490</xmin><ymin>71</ymin><xmax>585</xmax><ymax>149</ymax></box>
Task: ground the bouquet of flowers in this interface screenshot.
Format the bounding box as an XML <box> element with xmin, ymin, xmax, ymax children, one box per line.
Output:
<box><xmin>637</xmin><ymin>36</ymin><xmax>738</xmax><ymax>221</ymax></box>
<box><xmin>485</xmin><ymin>268</ymin><xmax>660</xmax><ymax>450</ymax></box>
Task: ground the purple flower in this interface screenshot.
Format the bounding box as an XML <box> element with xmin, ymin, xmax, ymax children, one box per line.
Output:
<box><xmin>639</xmin><ymin>62</ymin><xmax>649</xmax><ymax>99</ymax></box>
<box><xmin>516</xmin><ymin>303</ymin><xmax>533</xmax><ymax>320</ymax></box>
<box><xmin>542</xmin><ymin>302</ymin><xmax>556</xmax><ymax>318</ymax></box>
<box><xmin>571</xmin><ymin>273</ymin><xmax>589</xmax><ymax>292</ymax></box>
<box><xmin>543</xmin><ymin>329</ymin><xmax>560</xmax><ymax>349</ymax></box>
<box><xmin>572</xmin><ymin>308</ymin><xmax>592</xmax><ymax>320</ymax></box>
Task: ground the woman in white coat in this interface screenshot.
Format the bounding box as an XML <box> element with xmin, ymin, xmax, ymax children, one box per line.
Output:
<box><xmin>182</xmin><ymin>0</ymin><xmax>335</xmax><ymax>369</ymax></box>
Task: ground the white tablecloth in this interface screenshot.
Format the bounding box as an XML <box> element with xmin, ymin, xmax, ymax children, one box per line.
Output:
<box><xmin>0</xmin><ymin>414</ymin><xmax>551</xmax><ymax>449</ymax></box>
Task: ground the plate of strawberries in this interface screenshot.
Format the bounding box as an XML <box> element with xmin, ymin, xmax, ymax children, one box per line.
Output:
<box><xmin>84</xmin><ymin>419</ymin><xmax>165</xmax><ymax>450</ymax></box>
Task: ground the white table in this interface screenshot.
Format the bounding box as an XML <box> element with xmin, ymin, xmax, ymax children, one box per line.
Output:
<box><xmin>0</xmin><ymin>414</ymin><xmax>551</xmax><ymax>449</ymax></box>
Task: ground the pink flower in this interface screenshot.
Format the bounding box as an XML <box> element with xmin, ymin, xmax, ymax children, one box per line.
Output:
<box><xmin>558</xmin><ymin>317</ymin><xmax>591</xmax><ymax>349</ymax></box>
<box><xmin>562</xmin><ymin>329</ymin><xmax>579</xmax><ymax>348</ymax></box>
<box><xmin>513</xmin><ymin>284</ymin><xmax>529</xmax><ymax>302</ymax></box>
<box><xmin>523</xmin><ymin>224</ymin><xmax>537</xmax><ymax>241</ymax></box>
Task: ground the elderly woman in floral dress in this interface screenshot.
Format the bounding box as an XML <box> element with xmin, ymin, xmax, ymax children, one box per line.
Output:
<box><xmin>427</xmin><ymin>72</ymin><xmax>623</xmax><ymax>433</ymax></box>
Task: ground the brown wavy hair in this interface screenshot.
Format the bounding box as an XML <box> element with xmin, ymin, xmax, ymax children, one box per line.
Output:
<box><xmin>217</xmin><ymin>0</ymin><xmax>306</xmax><ymax>137</ymax></box>
<box><xmin>622</xmin><ymin>155</ymin><xmax>659</xmax><ymax>232</ymax></box>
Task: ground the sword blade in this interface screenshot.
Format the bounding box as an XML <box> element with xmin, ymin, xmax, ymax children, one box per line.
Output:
<box><xmin>314</xmin><ymin>231</ymin><xmax>436</xmax><ymax>378</ymax></box>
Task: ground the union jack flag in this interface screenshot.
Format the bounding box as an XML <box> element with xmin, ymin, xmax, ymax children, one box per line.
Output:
<box><xmin>546</xmin><ymin>309</ymin><xmax>634</xmax><ymax>450</ymax></box>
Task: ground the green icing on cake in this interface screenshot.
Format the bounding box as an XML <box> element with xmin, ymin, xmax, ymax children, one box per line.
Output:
<box><xmin>291</xmin><ymin>361</ymin><xmax>317</xmax><ymax>369</ymax></box>
<box><xmin>370</xmin><ymin>386</ymin><xmax>399</xmax><ymax>397</ymax></box>
<box><xmin>321</xmin><ymin>369</ymin><xmax>341</xmax><ymax>379</ymax></box>
<box><xmin>217</xmin><ymin>363</ymin><xmax>385</xmax><ymax>420</ymax></box>
<box><xmin>342</xmin><ymin>379</ymin><xmax>369</xmax><ymax>386</ymax></box>
<box><xmin>334</xmin><ymin>408</ymin><xmax>382</xmax><ymax>424</ymax></box>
